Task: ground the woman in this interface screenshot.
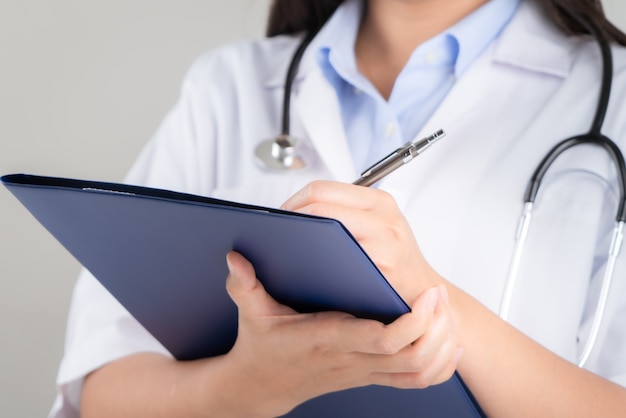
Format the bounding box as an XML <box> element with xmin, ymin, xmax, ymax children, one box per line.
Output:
<box><xmin>51</xmin><ymin>0</ymin><xmax>626</xmax><ymax>416</ymax></box>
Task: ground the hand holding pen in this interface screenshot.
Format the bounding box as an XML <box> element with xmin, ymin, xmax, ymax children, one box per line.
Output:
<box><xmin>280</xmin><ymin>134</ymin><xmax>459</xmax><ymax>390</ymax></box>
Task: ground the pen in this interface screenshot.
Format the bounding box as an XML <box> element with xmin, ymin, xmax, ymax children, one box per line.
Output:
<box><xmin>353</xmin><ymin>129</ymin><xmax>446</xmax><ymax>187</ymax></box>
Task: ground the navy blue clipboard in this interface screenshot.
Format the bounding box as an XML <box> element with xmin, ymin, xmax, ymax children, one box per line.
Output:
<box><xmin>2</xmin><ymin>173</ymin><xmax>484</xmax><ymax>418</ymax></box>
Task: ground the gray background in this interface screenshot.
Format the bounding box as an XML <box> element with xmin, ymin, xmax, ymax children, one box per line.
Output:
<box><xmin>0</xmin><ymin>1</ymin><xmax>624</xmax><ymax>416</ymax></box>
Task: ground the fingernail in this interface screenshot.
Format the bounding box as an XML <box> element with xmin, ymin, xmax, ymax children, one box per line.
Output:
<box><xmin>426</xmin><ymin>287</ymin><xmax>438</xmax><ymax>312</ymax></box>
<box><xmin>455</xmin><ymin>347</ymin><xmax>464</xmax><ymax>364</ymax></box>
<box><xmin>437</xmin><ymin>284</ymin><xmax>449</xmax><ymax>306</ymax></box>
<box><xmin>226</xmin><ymin>252</ymin><xmax>237</xmax><ymax>276</ymax></box>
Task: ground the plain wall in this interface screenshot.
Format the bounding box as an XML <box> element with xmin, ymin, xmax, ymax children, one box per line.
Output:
<box><xmin>0</xmin><ymin>1</ymin><xmax>625</xmax><ymax>416</ymax></box>
<box><xmin>0</xmin><ymin>1</ymin><xmax>270</xmax><ymax>416</ymax></box>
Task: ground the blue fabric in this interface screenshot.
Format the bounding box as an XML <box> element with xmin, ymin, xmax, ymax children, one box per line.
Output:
<box><xmin>316</xmin><ymin>0</ymin><xmax>520</xmax><ymax>172</ymax></box>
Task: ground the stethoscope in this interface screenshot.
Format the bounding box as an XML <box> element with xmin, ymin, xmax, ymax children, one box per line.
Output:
<box><xmin>255</xmin><ymin>12</ymin><xmax>626</xmax><ymax>368</ymax></box>
<box><xmin>254</xmin><ymin>29</ymin><xmax>321</xmax><ymax>171</ymax></box>
<box><xmin>500</xmin><ymin>13</ymin><xmax>626</xmax><ymax>368</ymax></box>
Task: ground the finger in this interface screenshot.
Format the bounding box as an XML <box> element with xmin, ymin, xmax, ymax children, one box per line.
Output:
<box><xmin>362</xmin><ymin>286</ymin><xmax>453</xmax><ymax>371</ymax></box>
<box><xmin>368</xmin><ymin>295</ymin><xmax>461</xmax><ymax>388</ymax></box>
<box><xmin>325</xmin><ymin>286</ymin><xmax>439</xmax><ymax>355</ymax></box>
<box><xmin>280</xmin><ymin>180</ymin><xmax>388</xmax><ymax>212</ymax></box>
<box><xmin>363</xmin><ymin>340</ymin><xmax>459</xmax><ymax>389</ymax></box>
<box><xmin>369</xmin><ymin>343</ymin><xmax>460</xmax><ymax>389</ymax></box>
<box><xmin>394</xmin><ymin>286</ymin><xmax>459</xmax><ymax>383</ymax></box>
<box><xmin>285</xmin><ymin>196</ymin><xmax>416</xmax><ymax>282</ymax></box>
<box><xmin>286</xmin><ymin>201</ymin><xmax>386</xmax><ymax>240</ymax></box>
<box><xmin>405</xmin><ymin>286</ymin><xmax>456</xmax><ymax>365</ymax></box>
<box><xmin>279</xmin><ymin>182</ymin><xmax>412</xmax><ymax>262</ymax></box>
<box><xmin>409</xmin><ymin>342</ymin><xmax>461</xmax><ymax>388</ymax></box>
<box><xmin>281</xmin><ymin>201</ymin><xmax>411</xmax><ymax>274</ymax></box>
<box><xmin>225</xmin><ymin>251</ymin><xmax>295</xmax><ymax>317</ymax></box>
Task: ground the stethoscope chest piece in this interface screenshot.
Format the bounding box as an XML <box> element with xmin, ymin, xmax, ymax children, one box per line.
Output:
<box><xmin>255</xmin><ymin>135</ymin><xmax>307</xmax><ymax>170</ymax></box>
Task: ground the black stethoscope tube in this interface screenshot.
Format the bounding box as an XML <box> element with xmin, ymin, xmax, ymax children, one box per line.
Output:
<box><xmin>523</xmin><ymin>10</ymin><xmax>626</xmax><ymax>222</ymax></box>
<box><xmin>524</xmin><ymin>134</ymin><xmax>626</xmax><ymax>221</ymax></box>
<box><xmin>505</xmin><ymin>10</ymin><xmax>626</xmax><ymax>368</ymax></box>
<box><xmin>280</xmin><ymin>28</ymin><xmax>322</xmax><ymax>137</ymax></box>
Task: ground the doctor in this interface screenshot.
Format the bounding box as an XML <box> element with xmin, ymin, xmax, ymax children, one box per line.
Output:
<box><xmin>51</xmin><ymin>0</ymin><xmax>626</xmax><ymax>417</ymax></box>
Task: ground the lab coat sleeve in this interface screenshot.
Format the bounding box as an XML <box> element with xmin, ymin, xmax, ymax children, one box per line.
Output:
<box><xmin>47</xmin><ymin>51</ymin><xmax>224</xmax><ymax>418</ymax></box>
<box><xmin>124</xmin><ymin>54</ymin><xmax>221</xmax><ymax>195</ymax></box>
<box><xmin>614</xmin><ymin>375</ymin><xmax>626</xmax><ymax>387</ymax></box>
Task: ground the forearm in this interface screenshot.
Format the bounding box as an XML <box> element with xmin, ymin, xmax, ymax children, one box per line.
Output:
<box><xmin>81</xmin><ymin>249</ymin><xmax>461</xmax><ymax>418</ymax></box>
<box><xmin>449</xmin><ymin>285</ymin><xmax>626</xmax><ymax>417</ymax></box>
<box><xmin>81</xmin><ymin>352</ymin><xmax>266</xmax><ymax>418</ymax></box>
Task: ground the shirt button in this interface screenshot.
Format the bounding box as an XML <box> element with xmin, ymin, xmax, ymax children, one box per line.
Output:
<box><xmin>385</xmin><ymin>122</ymin><xmax>395</xmax><ymax>138</ymax></box>
<box><xmin>353</xmin><ymin>87</ymin><xmax>362</xmax><ymax>95</ymax></box>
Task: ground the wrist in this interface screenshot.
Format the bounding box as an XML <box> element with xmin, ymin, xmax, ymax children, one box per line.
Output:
<box><xmin>200</xmin><ymin>351</ymin><xmax>288</xmax><ymax>418</ymax></box>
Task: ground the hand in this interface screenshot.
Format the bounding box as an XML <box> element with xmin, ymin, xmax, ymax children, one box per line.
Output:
<box><xmin>281</xmin><ymin>180</ymin><xmax>439</xmax><ymax>304</ymax></box>
<box><xmin>221</xmin><ymin>251</ymin><xmax>460</xmax><ymax>417</ymax></box>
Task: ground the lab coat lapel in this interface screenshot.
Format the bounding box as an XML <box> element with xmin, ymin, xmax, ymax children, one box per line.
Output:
<box><xmin>379</xmin><ymin>0</ymin><xmax>576</xmax><ymax>199</ymax></box>
<box><xmin>375</xmin><ymin>0</ymin><xmax>582</xmax><ymax>315</ymax></box>
<box><xmin>261</xmin><ymin>31</ymin><xmax>354</xmax><ymax>183</ymax></box>
<box><xmin>292</xmin><ymin>68</ymin><xmax>356</xmax><ymax>183</ymax></box>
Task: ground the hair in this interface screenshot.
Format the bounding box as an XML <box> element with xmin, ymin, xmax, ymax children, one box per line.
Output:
<box><xmin>266</xmin><ymin>0</ymin><xmax>626</xmax><ymax>46</ymax></box>
<box><xmin>266</xmin><ymin>0</ymin><xmax>343</xmax><ymax>37</ymax></box>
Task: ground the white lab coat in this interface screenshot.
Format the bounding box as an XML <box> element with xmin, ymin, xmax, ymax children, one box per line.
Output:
<box><xmin>50</xmin><ymin>1</ymin><xmax>626</xmax><ymax>416</ymax></box>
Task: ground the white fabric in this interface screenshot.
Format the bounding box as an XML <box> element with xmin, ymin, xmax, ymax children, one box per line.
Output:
<box><xmin>49</xmin><ymin>1</ymin><xmax>626</xmax><ymax>416</ymax></box>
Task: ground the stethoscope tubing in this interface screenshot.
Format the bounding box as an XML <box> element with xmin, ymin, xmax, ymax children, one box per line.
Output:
<box><xmin>578</xmin><ymin>220</ymin><xmax>624</xmax><ymax>367</ymax></box>
<box><xmin>501</xmin><ymin>10</ymin><xmax>626</xmax><ymax>368</ymax></box>
<box><xmin>501</xmin><ymin>203</ymin><xmax>625</xmax><ymax>368</ymax></box>
<box><xmin>280</xmin><ymin>28</ymin><xmax>321</xmax><ymax>137</ymax></box>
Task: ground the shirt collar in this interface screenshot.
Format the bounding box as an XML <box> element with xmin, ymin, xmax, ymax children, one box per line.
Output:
<box><xmin>448</xmin><ymin>0</ymin><xmax>520</xmax><ymax>77</ymax></box>
<box><xmin>315</xmin><ymin>0</ymin><xmax>365</xmax><ymax>88</ymax></box>
<box><xmin>262</xmin><ymin>0</ymin><xmax>364</xmax><ymax>90</ymax></box>
<box><xmin>263</xmin><ymin>0</ymin><xmax>574</xmax><ymax>89</ymax></box>
<box><xmin>316</xmin><ymin>0</ymin><xmax>362</xmax><ymax>53</ymax></box>
<box><xmin>316</xmin><ymin>0</ymin><xmax>521</xmax><ymax>82</ymax></box>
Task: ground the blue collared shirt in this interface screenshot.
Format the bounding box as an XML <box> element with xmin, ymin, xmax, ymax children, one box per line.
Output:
<box><xmin>316</xmin><ymin>0</ymin><xmax>520</xmax><ymax>173</ymax></box>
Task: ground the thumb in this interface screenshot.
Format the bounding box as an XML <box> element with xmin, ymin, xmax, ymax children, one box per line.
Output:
<box><xmin>225</xmin><ymin>251</ymin><xmax>294</xmax><ymax>317</ymax></box>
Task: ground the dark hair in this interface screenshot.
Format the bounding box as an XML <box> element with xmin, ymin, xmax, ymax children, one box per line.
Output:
<box><xmin>266</xmin><ymin>0</ymin><xmax>626</xmax><ymax>46</ymax></box>
<box><xmin>266</xmin><ymin>0</ymin><xmax>343</xmax><ymax>37</ymax></box>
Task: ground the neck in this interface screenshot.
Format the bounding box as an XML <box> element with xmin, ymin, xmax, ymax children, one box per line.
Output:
<box><xmin>355</xmin><ymin>0</ymin><xmax>487</xmax><ymax>99</ymax></box>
